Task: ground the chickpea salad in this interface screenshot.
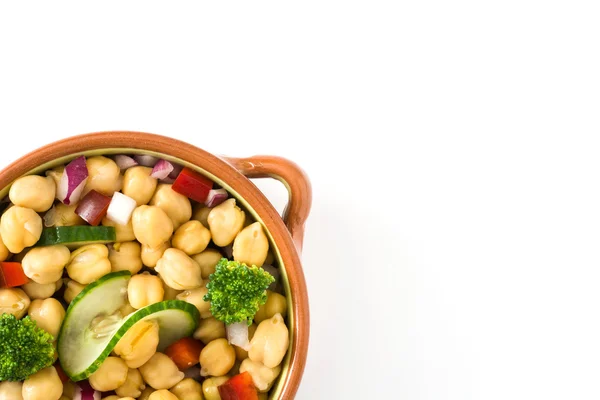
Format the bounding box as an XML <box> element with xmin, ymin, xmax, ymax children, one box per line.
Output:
<box><xmin>0</xmin><ymin>154</ymin><xmax>289</xmax><ymax>400</ymax></box>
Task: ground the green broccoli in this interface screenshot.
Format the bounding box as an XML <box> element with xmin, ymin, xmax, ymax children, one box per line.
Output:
<box><xmin>0</xmin><ymin>314</ymin><xmax>55</xmax><ymax>381</ymax></box>
<box><xmin>204</xmin><ymin>258</ymin><xmax>275</xmax><ymax>325</ymax></box>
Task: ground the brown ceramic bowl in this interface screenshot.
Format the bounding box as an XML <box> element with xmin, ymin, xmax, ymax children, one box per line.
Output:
<box><xmin>0</xmin><ymin>131</ymin><xmax>311</xmax><ymax>399</ymax></box>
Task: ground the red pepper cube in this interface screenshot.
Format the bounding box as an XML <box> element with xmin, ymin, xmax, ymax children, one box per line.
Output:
<box><xmin>218</xmin><ymin>372</ymin><xmax>259</xmax><ymax>400</ymax></box>
<box><xmin>164</xmin><ymin>336</ymin><xmax>205</xmax><ymax>370</ymax></box>
<box><xmin>75</xmin><ymin>190</ymin><xmax>112</xmax><ymax>226</ymax></box>
<box><xmin>0</xmin><ymin>262</ymin><xmax>29</xmax><ymax>288</ymax></box>
<box><xmin>172</xmin><ymin>167</ymin><xmax>213</xmax><ymax>203</ymax></box>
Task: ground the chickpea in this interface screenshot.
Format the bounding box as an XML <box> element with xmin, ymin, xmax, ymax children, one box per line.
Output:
<box><xmin>193</xmin><ymin>317</ymin><xmax>226</xmax><ymax>344</ymax></box>
<box><xmin>169</xmin><ymin>378</ymin><xmax>202</xmax><ymax>400</ymax></box>
<box><xmin>264</xmin><ymin>251</ymin><xmax>275</xmax><ymax>267</ymax></box>
<box><xmin>0</xmin><ymin>381</ymin><xmax>23</xmax><ymax>400</ymax></box>
<box><xmin>61</xmin><ymin>381</ymin><xmax>75</xmax><ymax>398</ymax></box>
<box><xmin>9</xmin><ymin>175</ymin><xmax>56</xmax><ymax>212</ymax></box>
<box><xmin>63</xmin><ymin>279</ymin><xmax>86</xmax><ymax>303</ymax></box>
<box><xmin>84</xmin><ymin>156</ymin><xmax>122</xmax><ymax>196</ymax></box>
<box><xmin>22</xmin><ymin>366</ymin><xmax>63</xmax><ymax>400</ymax></box>
<box><xmin>172</xmin><ymin>221</ymin><xmax>211</xmax><ymax>256</ymax></box>
<box><xmin>116</xmin><ymin>368</ymin><xmax>146</xmax><ymax>398</ymax></box>
<box><xmin>45</xmin><ymin>165</ymin><xmax>64</xmax><ymax>189</ymax></box>
<box><xmin>150</xmin><ymin>184</ymin><xmax>192</xmax><ymax>230</ymax></box>
<box><xmin>139</xmin><ymin>387</ymin><xmax>156</xmax><ymax>400</ymax></box>
<box><xmin>102</xmin><ymin>216</ymin><xmax>136</xmax><ymax>242</ymax></box>
<box><xmin>142</xmin><ymin>241</ymin><xmax>170</xmax><ymax>268</ymax></box>
<box><xmin>234</xmin><ymin>324</ymin><xmax>257</xmax><ymax>361</ymax></box>
<box><xmin>132</xmin><ymin>206</ymin><xmax>174</xmax><ymax>248</ymax></box>
<box><xmin>162</xmin><ymin>279</ymin><xmax>183</xmax><ymax>300</ymax></box>
<box><xmin>149</xmin><ymin>390</ymin><xmax>179</xmax><ymax>400</ymax></box>
<box><xmin>202</xmin><ymin>377</ymin><xmax>229</xmax><ymax>400</ymax></box>
<box><xmin>28</xmin><ymin>298</ymin><xmax>65</xmax><ymax>339</ymax></box>
<box><xmin>66</xmin><ymin>244</ymin><xmax>110</xmax><ymax>284</ymax></box>
<box><xmin>114</xmin><ymin>319</ymin><xmax>160</xmax><ymax>368</ymax></box>
<box><xmin>207</xmin><ymin>199</ymin><xmax>245</xmax><ymax>247</ymax></box>
<box><xmin>239</xmin><ymin>358</ymin><xmax>282</xmax><ymax>392</ymax></box>
<box><xmin>0</xmin><ymin>288</ymin><xmax>30</xmax><ymax>319</ymax></box>
<box><xmin>190</xmin><ymin>249</ymin><xmax>221</xmax><ymax>279</ymax></box>
<box><xmin>0</xmin><ymin>235</ymin><xmax>9</xmax><ymax>262</ymax></box>
<box><xmin>119</xmin><ymin>301</ymin><xmax>137</xmax><ymax>317</ymax></box>
<box><xmin>199</xmin><ymin>338</ymin><xmax>236</xmax><ymax>377</ymax></box>
<box><xmin>232</xmin><ymin>222</ymin><xmax>269</xmax><ymax>268</ymax></box>
<box><xmin>155</xmin><ymin>248</ymin><xmax>203</xmax><ymax>290</ymax></box>
<box><xmin>128</xmin><ymin>272</ymin><xmax>164</xmax><ymax>309</ymax></box>
<box><xmin>101</xmin><ymin>397</ymin><xmax>119</xmax><ymax>400</ymax></box>
<box><xmin>109</xmin><ymin>242</ymin><xmax>143</xmax><ymax>274</ymax></box>
<box><xmin>0</xmin><ymin>206</ymin><xmax>43</xmax><ymax>253</ymax></box>
<box><xmin>192</xmin><ymin>204</ymin><xmax>212</xmax><ymax>228</ymax></box>
<box><xmin>122</xmin><ymin>166</ymin><xmax>159</xmax><ymax>206</ymax></box>
<box><xmin>89</xmin><ymin>357</ymin><xmax>129</xmax><ymax>391</ymax></box>
<box><xmin>176</xmin><ymin>287</ymin><xmax>211</xmax><ymax>318</ymax></box>
<box><xmin>139</xmin><ymin>352</ymin><xmax>184</xmax><ymax>390</ymax></box>
<box><xmin>44</xmin><ymin>203</ymin><xmax>85</xmax><ymax>227</ymax></box>
<box><xmin>22</xmin><ymin>245</ymin><xmax>70</xmax><ymax>284</ymax></box>
<box><xmin>249</xmin><ymin>313</ymin><xmax>289</xmax><ymax>368</ymax></box>
<box><xmin>254</xmin><ymin>291</ymin><xmax>287</xmax><ymax>324</ymax></box>
<box><xmin>22</xmin><ymin>280</ymin><xmax>60</xmax><ymax>300</ymax></box>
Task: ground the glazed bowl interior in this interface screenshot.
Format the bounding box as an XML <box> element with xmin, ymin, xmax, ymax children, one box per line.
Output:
<box><xmin>0</xmin><ymin>147</ymin><xmax>296</xmax><ymax>399</ymax></box>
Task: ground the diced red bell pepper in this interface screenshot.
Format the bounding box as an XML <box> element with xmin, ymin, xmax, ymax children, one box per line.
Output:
<box><xmin>218</xmin><ymin>372</ymin><xmax>259</xmax><ymax>400</ymax></box>
<box><xmin>165</xmin><ymin>336</ymin><xmax>205</xmax><ymax>370</ymax></box>
<box><xmin>75</xmin><ymin>190</ymin><xmax>112</xmax><ymax>226</ymax></box>
<box><xmin>172</xmin><ymin>167</ymin><xmax>213</xmax><ymax>203</ymax></box>
<box><xmin>0</xmin><ymin>262</ymin><xmax>29</xmax><ymax>288</ymax></box>
<box><xmin>54</xmin><ymin>362</ymin><xmax>69</xmax><ymax>383</ymax></box>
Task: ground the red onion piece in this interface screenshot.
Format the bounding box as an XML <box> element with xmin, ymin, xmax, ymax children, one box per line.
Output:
<box><xmin>113</xmin><ymin>155</ymin><xmax>138</xmax><ymax>170</ymax></box>
<box><xmin>157</xmin><ymin>163</ymin><xmax>182</xmax><ymax>183</ymax></box>
<box><xmin>150</xmin><ymin>159</ymin><xmax>175</xmax><ymax>180</ymax></box>
<box><xmin>57</xmin><ymin>156</ymin><xmax>88</xmax><ymax>205</ymax></box>
<box><xmin>75</xmin><ymin>190</ymin><xmax>111</xmax><ymax>226</ymax></box>
<box><xmin>226</xmin><ymin>321</ymin><xmax>251</xmax><ymax>351</ymax></box>
<box><xmin>205</xmin><ymin>189</ymin><xmax>228</xmax><ymax>208</ymax></box>
<box><xmin>73</xmin><ymin>381</ymin><xmax>101</xmax><ymax>400</ymax></box>
<box><xmin>133</xmin><ymin>154</ymin><xmax>159</xmax><ymax>167</ymax></box>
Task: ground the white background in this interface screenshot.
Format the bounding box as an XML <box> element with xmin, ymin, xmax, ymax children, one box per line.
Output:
<box><xmin>1</xmin><ymin>1</ymin><xmax>600</xmax><ymax>399</ymax></box>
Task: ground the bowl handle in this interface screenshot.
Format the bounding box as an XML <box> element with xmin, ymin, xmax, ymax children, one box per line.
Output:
<box><xmin>223</xmin><ymin>156</ymin><xmax>312</xmax><ymax>252</ymax></box>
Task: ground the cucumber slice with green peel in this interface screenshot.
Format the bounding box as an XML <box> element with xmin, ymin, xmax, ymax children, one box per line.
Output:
<box><xmin>36</xmin><ymin>226</ymin><xmax>116</xmax><ymax>248</ymax></box>
<box><xmin>57</xmin><ymin>271</ymin><xmax>200</xmax><ymax>381</ymax></box>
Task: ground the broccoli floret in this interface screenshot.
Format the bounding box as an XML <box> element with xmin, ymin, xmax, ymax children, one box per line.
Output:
<box><xmin>204</xmin><ymin>258</ymin><xmax>275</xmax><ymax>325</ymax></box>
<box><xmin>0</xmin><ymin>314</ymin><xmax>55</xmax><ymax>381</ymax></box>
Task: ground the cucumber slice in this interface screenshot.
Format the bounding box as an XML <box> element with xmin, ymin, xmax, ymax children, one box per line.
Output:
<box><xmin>57</xmin><ymin>271</ymin><xmax>200</xmax><ymax>381</ymax></box>
<box><xmin>36</xmin><ymin>226</ymin><xmax>116</xmax><ymax>248</ymax></box>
